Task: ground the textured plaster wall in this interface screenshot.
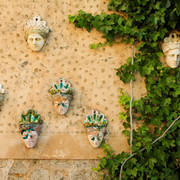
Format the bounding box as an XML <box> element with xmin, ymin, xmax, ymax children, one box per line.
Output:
<box><xmin>0</xmin><ymin>160</ymin><xmax>99</xmax><ymax>180</ymax></box>
<box><xmin>0</xmin><ymin>0</ymin><xmax>147</xmax><ymax>178</ymax></box>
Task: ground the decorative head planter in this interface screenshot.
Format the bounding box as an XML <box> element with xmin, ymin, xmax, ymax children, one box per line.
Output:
<box><xmin>162</xmin><ymin>33</ymin><xmax>180</xmax><ymax>68</ymax></box>
<box><xmin>19</xmin><ymin>109</ymin><xmax>43</xmax><ymax>148</ymax></box>
<box><xmin>49</xmin><ymin>78</ymin><xmax>73</xmax><ymax>115</ymax></box>
<box><xmin>0</xmin><ymin>84</ymin><xmax>5</xmax><ymax>110</ymax></box>
<box><xmin>84</xmin><ymin>110</ymin><xmax>108</xmax><ymax>148</ymax></box>
<box><xmin>24</xmin><ymin>15</ymin><xmax>50</xmax><ymax>51</ymax></box>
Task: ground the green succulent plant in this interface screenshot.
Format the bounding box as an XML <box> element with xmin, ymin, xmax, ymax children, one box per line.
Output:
<box><xmin>19</xmin><ymin>109</ymin><xmax>43</xmax><ymax>124</ymax></box>
<box><xmin>49</xmin><ymin>78</ymin><xmax>73</xmax><ymax>95</ymax></box>
<box><xmin>84</xmin><ymin>110</ymin><xmax>108</xmax><ymax>128</ymax></box>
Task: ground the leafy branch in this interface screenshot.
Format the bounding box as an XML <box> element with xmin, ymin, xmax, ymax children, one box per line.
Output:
<box><xmin>119</xmin><ymin>116</ymin><xmax>180</xmax><ymax>180</ymax></box>
<box><xmin>69</xmin><ymin>0</ymin><xmax>180</xmax><ymax>179</ymax></box>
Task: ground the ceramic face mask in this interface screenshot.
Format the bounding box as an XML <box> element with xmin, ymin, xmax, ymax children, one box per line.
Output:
<box><xmin>22</xmin><ymin>129</ymin><xmax>38</xmax><ymax>148</ymax></box>
<box><xmin>24</xmin><ymin>15</ymin><xmax>50</xmax><ymax>52</ymax></box>
<box><xmin>87</xmin><ymin>127</ymin><xmax>105</xmax><ymax>148</ymax></box>
<box><xmin>84</xmin><ymin>110</ymin><xmax>108</xmax><ymax>148</ymax></box>
<box><xmin>54</xmin><ymin>96</ymin><xmax>70</xmax><ymax>115</ymax></box>
<box><xmin>19</xmin><ymin>109</ymin><xmax>43</xmax><ymax>148</ymax></box>
<box><xmin>162</xmin><ymin>33</ymin><xmax>180</xmax><ymax>68</ymax></box>
<box><xmin>27</xmin><ymin>33</ymin><xmax>45</xmax><ymax>51</ymax></box>
<box><xmin>49</xmin><ymin>78</ymin><xmax>73</xmax><ymax>115</ymax></box>
<box><xmin>166</xmin><ymin>49</ymin><xmax>180</xmax><ymax>68</ymax></box>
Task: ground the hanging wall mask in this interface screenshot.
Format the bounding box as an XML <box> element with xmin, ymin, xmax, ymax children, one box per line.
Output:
<box><xmin>0</xmin><ymin>84</ymin><xmax>5</xmax><ymax>111</ymax></box>
<box><xmin>162</xmin><ymin>33</ymin><xmax>180</xmax><ymax>68</ymax></box>
<box><xmin>19</xmin><ymin>109</ymin><xmax>43</xmax><ymax>148</ymax></box>
<box><xmin>84</xmin><ymin>110</ymin><xmax>108</xmax><ymax>148</ymax></box>
<box><xmin>24</xmin><ymin>15</ymin><xmax>50</xmax><ymax>51</ymax></box>
<box><xmin>49</xmin><ymin>78</ymin><xmax>73</xmax><ymax>115</ymax></box>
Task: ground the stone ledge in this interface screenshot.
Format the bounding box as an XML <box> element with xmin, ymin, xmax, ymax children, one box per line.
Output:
<box><xmin>0</xmin><ymin>134</ymin><xmax>129</xmax><ymax>159</ymax></box>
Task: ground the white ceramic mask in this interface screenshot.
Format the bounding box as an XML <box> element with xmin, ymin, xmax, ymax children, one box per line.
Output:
<box><xmin>23</xmin><ymin>130</ymin><xmax>38</xmax><ymax>148</ymax></box>
<box><xmin>27</xmin><ymin>33</ymin><xmax>45</xmax><ymax>51</ymax></box>
<box><xmin>54</xmin><ymin>96</ymin><xmax>70</xmax><ymax>115</ymax></box>
<box><xmin>87</xmin><ymin>127</ymin><xmax>105</xmax><ymax>148</ymax></box>
<box><xmin>166</xmin><ymin>49</ymin><xmax>180</xmax><ymax>68</ymax></box>
<box><xmin>162</xmin><ymin>33</ymin><xmax>180</xmax><ymax>68</ymax></box>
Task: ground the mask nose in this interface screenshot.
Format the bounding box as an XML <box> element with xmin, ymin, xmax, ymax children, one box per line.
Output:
<box><xmin>27</xmin><ymin>135</ymin><xmax>32</xmax><ymax>142</ymax></box>
<box><xmin>94</xmin><ymin>138</ymin><xmax>98</xmax><ymax>146</ymax></box>
<box><xmin>33</xmin><ymin>38</ymin><xmax>37</xmax><ymax>44</ymax></box>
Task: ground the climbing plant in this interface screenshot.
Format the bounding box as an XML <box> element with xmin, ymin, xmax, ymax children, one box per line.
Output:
<box><xmin>69</xmin><ymin>0</ymin><xmax>180</xmax><ymax>179</ymax></box>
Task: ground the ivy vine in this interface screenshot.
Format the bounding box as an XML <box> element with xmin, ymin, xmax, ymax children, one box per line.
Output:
<box><xmin>69</xmin><ymin>0</ymin><xmax>180</xmax><ymax>179</ymax></box>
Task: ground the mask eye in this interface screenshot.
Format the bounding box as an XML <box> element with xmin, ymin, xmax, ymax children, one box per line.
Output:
<box><xmin>96</xmin><ymin>133</ymin><xmax>103</xmax><ymax>141</ymax></box>
<box><xmin>96</xmin><ymin>135</ymin><xmax>100</xmax><ymax>141</ymax></box>
<box><xmin>35</xmin><ymin>38</ymin><xmax>41</xmax><ymax>41</ymax></box>
<box><xmin>61</xmin><ymin>103</ymin><xmax>66</xmax><ymax>107</ymax></box>
<box><xmin>23</xmin><ymin>133</ymin><xmax>28</xmax><ymax>139</ymax></box>
<box><xmin>91</xmin><ymin>137</ymin><xmax>95</xmax><ymax>141</ymax></box>
<box><xmin>99</xmin><ymin>136</ymin><xmax>103</xmax><ymax>140</ymax></box>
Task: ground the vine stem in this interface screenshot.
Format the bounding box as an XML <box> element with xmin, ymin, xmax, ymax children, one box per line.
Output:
<box><xmin>119</xmin><ymin>115</ymin><xmax>180</xmax><ymax>180</ymax></box>
<box><xmin>130</xmin><ymin>43</ymin><xmax>135</xmax><ymax>154</ymax></box>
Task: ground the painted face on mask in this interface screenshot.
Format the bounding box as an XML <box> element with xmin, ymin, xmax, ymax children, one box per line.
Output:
<box><xmin>54</xmin><ymin>96</ymin><xmax>70</xmax><ymax>115</ymax></box>
<box><xmin>27</xmin><ymin>33</ymin><xmax>45</xmax><ymax>51</ymax></box>
<box><xmin>87</xmin><ymin>128</ymin><xmax>105</xmax><ymax>148</ymax></box>
<box><xmin>22</xmin><ymin>129</ymin><xmax>38</xmax><ymax>148</ymax></box>
<box><xmin>166</xmin><ymin>49</ymin><xmax>180</xmax><ymax>68</ymax></box>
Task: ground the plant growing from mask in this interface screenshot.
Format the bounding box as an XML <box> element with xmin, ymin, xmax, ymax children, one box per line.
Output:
<box><xmin>69</xmin><ymin>0</ymin><xmax>180</xmax><ymax>179</ymax></box>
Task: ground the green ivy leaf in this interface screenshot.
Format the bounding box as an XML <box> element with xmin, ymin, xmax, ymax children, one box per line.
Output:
<box><xmin>137</xmin><ymin>42</ymin><xmax>145</xmax><ymax>50</ymax></box>
<box><xmin>135</xmin><ymin>142</ymin><xmax>142</xmax><ymax>148</ymax></box>
<box><xmin>68</xmin><ymin>15</ymin><xmax>77</xmax><ymax>23</ymax></box>
<box><xmin>163</xmin><ymin>98</ymin><xmax>171</xmax><ymax>107</ymax></box>
<box><xmin>131</xmin><ymin>167</ymin><xmax>138</xmax><ymax>177</ymax></box>
<box><xmin>148</xmin><ymin>158</ymin><xmax>157</xmax><ymax>170</ymax></box>
<box><xmin>143</xmin><ymin>65</ymin><xmax>154</xmax><ymax>75</ymax></box>
<box><xmin>122</xmin><ymin>130</ymin><xmax>130</xmax><ymax>137</ymax></box>
<box><xmin>175</xmin><ymin>1</ymin><xmax>180</xmax><ymax>15</ymax></box>
<box><xmin>119</xmin><ymin>112</ymin><xmax>128</xmax><ymax>121</ymax></box>
<box><xmin>156</xmin><ymin>52</ymin><xmax>163</xmax><ymax>57</ymax></box>
<box><xmin>100</xmin><ymin>158</ymin><xmax>107</xmax><ymax>168</ymax></box>
<box><xmin>145</xmin><ymin>144</ymin><xmax>152</xmax><ymax>153</ymax></box>
<box><xmin>161</xmin><ymin>0</ymin><xmax>171</xmax><ymax>8</ymax></box>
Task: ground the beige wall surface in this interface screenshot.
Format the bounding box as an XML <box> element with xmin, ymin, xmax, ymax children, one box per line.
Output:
<box><xmin>0</xmin><ymin>0</ymin><xmax>146</xmax><ymax>159</ymax></box>
<box><xmin>0</xmin><ymin>159</ymin><xmax>100</xmax><ymax>180</ymax></box>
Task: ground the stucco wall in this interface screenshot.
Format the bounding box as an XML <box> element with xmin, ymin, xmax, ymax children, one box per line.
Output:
<box><xmin>0</xmin><ymin>0</ymin><xmax>147</xmax><ymax>179</ymax></box>
<box><xmin>0</xmin><ymin>160</ymin><xmax>100</xmax><ymax>180</ymax></box>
